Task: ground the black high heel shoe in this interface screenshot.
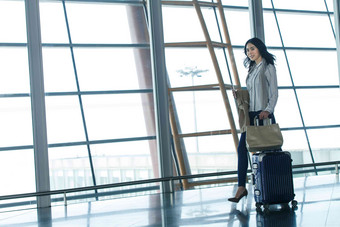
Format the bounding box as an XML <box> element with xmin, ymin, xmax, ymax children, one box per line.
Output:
<box><xmin>228</xmin><ymin>189</ymin><xmax>248</xmax><ymax>203</ymax></box>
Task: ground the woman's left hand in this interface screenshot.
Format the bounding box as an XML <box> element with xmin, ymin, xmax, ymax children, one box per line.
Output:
<box><xmin>259</xmin><ymin>111</ymin><xmax>270</xmax><ymax>120</ymax></box>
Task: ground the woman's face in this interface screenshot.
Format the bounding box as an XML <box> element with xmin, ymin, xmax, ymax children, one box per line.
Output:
<box><xmin>246</xmin><ymin>43</ymin><xmax>262</xmax><ymax>64</ymax></box>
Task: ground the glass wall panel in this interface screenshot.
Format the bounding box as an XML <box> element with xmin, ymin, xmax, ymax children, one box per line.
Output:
<box><xmin>185</xmin><ymin>134</ymin><xmax>237</xmax><ymax>174</ymax></box>
<box><xmin>73</xmin><ymin>48</ymin><xmax>144</xmax><ymax>91</ymax></box>
<box><xmin>49</xmin><ymin>146</ymin><xmax>93</xmax><ymax>189</ymax></box>
<box><xmin>307</xmin><ymin>128</ymin><xmax>340</xmax><ymax>162</ymax></box>
<box><xmin>42</xmin><ymin>47</ymin><xmax>78</xmax><ymax>92</ymax></box>
<box><xmin>223</xmin><ymin>9</ymin><xmax>251</xmax><ymax>46</ymax></box>
<box><xmin>325</xmin><ymin>0</ymin><xmax>334</xmax><ymax>11</ymax></box>
<box><xmin>165</xmin><ymin>48</ymin><xmax>218</xmax><ymax>87</ymax></box>
<box><xmin>82</xmin><ymin>94</ymin><xmax>152</xmax><ymax>140</ymax></box>
<box><xmin>201</xmin><ymin>7</ymin><xmax>222</xmax><ymax>43</ymax></box>
<box><xmin>0</xmin><ymin>47</ymin><xmax>30</xmax><ymax>94</ymax></box>
<box><xmin>297</xmin><ymin>89</ymin><xmax>340</xmax><ymax>126</ymax></box>
<box><xmin>275</xmin><ymin>89</ymin><xmax>303</xmax><ymax>128</ymax></box>
<box><xmin>0</xmin><ymin>98</ymin><xmax>33</xmax><ymax>147</ymax></box>
<box><xmin>0</xmin><ymin>149</ymin><xmax>35</xmax><ymax>195</ymax></box>
<box><xmin>286</xmin><ymin>50</ymin><xmax>338</xmax><ymax>86</ymax></box>
<box><xmin>45</xmin><ymin>96</ymin><xmax>85</xmax><ymax>144</ymax></box>
<box><xmin>39</xmin><ymin>0</ymin><xmax>156</xmax><ymax>193</ymax></box>
<box><xmin>263</xmin><ymin>0</ymin><xmax>328</xmax><ymax>11</ymax></box>
<box><xmin>0</xmin><ymin>0</ymin><xmax>34</xmax><ymax>200</ymax></box>
<box><xmin>40</xmin><ymin>1</ymin><xmax>69</xmax><ymax>43</ymax></box>
<box><xmin>221</xmin><ymin>0</ymin><xmax>248</xmax><ymax>7</ymax></box>
<box><xmin>90</xmin><ymin>140</ymin><xmax>155</xmax><ymax>184</ymax></box>
<box><xmin>275</xmin><ymin>13</ymin><xmax>335</xmax><ymax>48</ymax></box>
<box><xmin>263</xmin><ymin>11</ymin><xmax>283</xmax><ymax>47</ymax></box>
<box><xmin>216</xmin><ymin>48</ymin><xmax>233</xmax><ymax>85</ymax></box>
<box><xmin>172</xmin><ymin>91</ymin><xmax>230</xmax><ymax>133</ymax></box>
<box><xmin>64</xmin><ymin>2</ymin><xmax>132</xmax><ymax>44</ymax></box>
<box><xmin>270</xmin><ymin>50</ymin><xmax>293</xmax><ymax>86</ymax></box>
<box><xmin>281</xmin><ymin>130</ymin><xmax>313</xmax><ymax>165</ymax></box>
<box><xmin>0</xmin><ymin>0</ymin><xmax>26</xmax><ymax>43</ymax></box>
<box><xmin>264</xmin><ymin>0</ymin><xmax>339</xmax><ymax>168</ymax></box>
<box><xmin>163</xmin><ymin>6</ymin><xmax>205</xmax><ymax>43</ymax></box>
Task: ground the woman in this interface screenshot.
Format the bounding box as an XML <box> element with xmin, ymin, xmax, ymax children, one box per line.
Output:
<box><xmin>228</xmin><ymin>37</ymin><xmax>278</xmax><ymax>203</ymax></box>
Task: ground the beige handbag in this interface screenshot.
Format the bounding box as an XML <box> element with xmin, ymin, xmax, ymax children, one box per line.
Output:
<box><xmin>246</xmin><ymin>117</ymin><xmax>283</xmax><ymax>152</ymax></box>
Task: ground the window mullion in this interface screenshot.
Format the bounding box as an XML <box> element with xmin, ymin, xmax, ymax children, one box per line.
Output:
<box><xmin>25</xmin><ymin>0</ymin><xmax>51</xmax><ymax>208</ymax></box>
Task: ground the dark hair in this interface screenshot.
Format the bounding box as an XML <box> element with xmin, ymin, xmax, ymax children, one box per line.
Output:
<box><xmin>243</xmin><ymin>37</ymin><xmax>275</xmax><ymax>69</ymax></box>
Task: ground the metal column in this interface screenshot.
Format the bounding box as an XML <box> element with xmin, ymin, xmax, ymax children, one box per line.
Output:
<box><xmin>147</xmin><ymin>0</ymin><xmax>173</xmax><ymax>193</ymax></box>
<box><xmin>334</xmin><ymin>0</ymin><xmax>340</xmax><ymax>85</ymax></box>
<box><xmin>249</xmin><ymin>0</ymin><xmax>265</xmax><ymax>42</ymax></box>
<box><xmin>25</xmin><ymin>0</ymin><xmax>51</xmax><ymax>208</ymax></box>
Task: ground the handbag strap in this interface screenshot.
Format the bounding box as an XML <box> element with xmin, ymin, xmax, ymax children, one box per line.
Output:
<box><xmin>253</xmin><ymin>115</ymin><xmax>272</xmax><ymax>126</ymax></box>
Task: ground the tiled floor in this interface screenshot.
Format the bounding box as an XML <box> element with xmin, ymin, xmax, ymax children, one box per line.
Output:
<box><xmin>0</xmin><ymin>174</ymin><xmax>339</xmax><ymax>226</ymax></box>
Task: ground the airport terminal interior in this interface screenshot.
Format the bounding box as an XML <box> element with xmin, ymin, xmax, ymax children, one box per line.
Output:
<box><xmin>1</xmin><ymin>0</ymin><xmax>340</xmax><ymax>226</ymax></box>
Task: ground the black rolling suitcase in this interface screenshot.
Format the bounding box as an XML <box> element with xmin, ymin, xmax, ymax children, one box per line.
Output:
<box><xmin>252</xmin><ymin>151</ymin><xmax>297</xmax><ymax>210</ymax></box>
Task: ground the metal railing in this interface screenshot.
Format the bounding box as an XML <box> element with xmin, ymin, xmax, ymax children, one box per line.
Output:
<box><xmin>0</xmin><ymin>161</ymin><xmax>339</xmax><ymax>209</ymax></box>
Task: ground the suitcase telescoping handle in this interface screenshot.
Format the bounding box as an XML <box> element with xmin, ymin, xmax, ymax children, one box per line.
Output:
<box><xmin>253</xmin><ymin>115</ymin><xmax>273</xmax><ymax>126</ymax></box>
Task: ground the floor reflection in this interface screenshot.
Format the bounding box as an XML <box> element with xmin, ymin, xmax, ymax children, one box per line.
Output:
<box><xmin>230</xmin><ymin>209</ymin><xmax>250</xmax><ymax>227</ymax></box>
<box><xmin>255</xmin><ymin>205</ymin><xmax>297</xmax><ymax>227</ymax></box>
<box><xmin>37</xmin><ymin>206</ymin><xmax>52</xmax><ymax>227</ymax></box>
<box><xmin>228</xmin><ymin>204</ymin><xmax>297</xmax><ymax>227</ymax></box>
<box><xmin>0</xmin><ymin>174</ymin><xmax>339</xmax><ymax>227</ymax></box>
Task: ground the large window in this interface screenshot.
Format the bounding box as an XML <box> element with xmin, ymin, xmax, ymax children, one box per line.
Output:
<box><xmin>0</xmin><ymin>0</ymin><xmax>339</xmax><ymax>208</ymax></box>
<box><xmin>0</xmin><ymin>0</ymin><xmax>158</xmax><ymax>204</ymax></box>
<box><xmin>163</xmin><ymin>2</ymin><xmax>251</xmax><ymax>182</ymax></box>
<box><xmin>0</xmin><ymin>0</ymin><xmax>36</xmax><ymax>198</ymax></box>
<box><xmin>39</xmin><ymin>0</ymin><xmax>157</xmax><ymax>192</ymax></box>
<box><xmin>263</xmin><ymin>0</ymin><xmax>340</xmax><ymax>166</ymax></box>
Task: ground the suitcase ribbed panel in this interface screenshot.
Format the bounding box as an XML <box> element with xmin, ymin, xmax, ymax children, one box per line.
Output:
<box><xmin>253</xmin><ymin>152</ymin><xmax>295</xmax><ymax>205</ymax></box>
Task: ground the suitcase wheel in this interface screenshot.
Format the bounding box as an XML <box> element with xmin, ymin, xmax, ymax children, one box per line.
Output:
<box><xmin>255</xmin><ymin>202</ymin><xmax>262</xmax><ymax>209</ymax></box>
<box><xmin>291</xmin><ymin>200</ymin><xmax>298</xmax><ymax>209</ymax></box>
